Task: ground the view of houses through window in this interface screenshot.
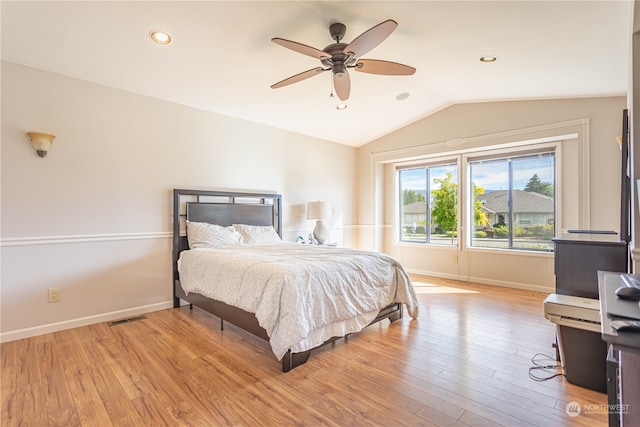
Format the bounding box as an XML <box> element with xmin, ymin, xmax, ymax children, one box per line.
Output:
<box><xmin>399</xmin><ymin>163</ymin><xmax>458</xmax><ymax>245</ymax></box>
<box><xmin>398</xmin><ymin>148</ymin><xmax>556</xmax><ymax>252</ymax></box>
<box><xmin>469</xmin><ymin>151</ymin><xmax>555</xmax><ymax>251</ymax></box>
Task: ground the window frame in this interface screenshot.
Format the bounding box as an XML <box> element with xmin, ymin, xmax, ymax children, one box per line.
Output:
<box><xmin>396</xmin><ymin>157</ymin><xmax>460</xmax><ymax>246</ymax></box>
<box><xmin>394</xmin><ymin>141</ymin><xmax>560</xmax><ymax>254</ymax></box>
<box><xmin>465</xmin><ymin>144</ymin><xmax>558</xmax><ymax>252</ymax></box>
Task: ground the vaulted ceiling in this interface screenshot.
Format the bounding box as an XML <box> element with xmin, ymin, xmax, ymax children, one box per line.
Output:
<box><xmin>1</xmin><ymin>1</ymin><xmax>632</xmax><ymax>147</ymax></box>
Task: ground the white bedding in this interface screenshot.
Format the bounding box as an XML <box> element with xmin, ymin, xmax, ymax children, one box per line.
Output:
<box><xmin>177</xmin><ymin>243</ymin><xmax>419</xmax><ymax>359</ymax></box>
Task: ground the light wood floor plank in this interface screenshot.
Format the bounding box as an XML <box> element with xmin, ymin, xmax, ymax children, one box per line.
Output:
<box><xmin>0</xmin><ymin>341</ymin><xmax>17</xmax><ymax>427</ymax></box>
<box><xmin>36</xmin><ymin>341</ymin><xmax>82</xmax><ymax>426</ymax></box>
<box><xmin>63</xmin><ymin>364</ymin><xmax>114</xmax><ymax>427</ymax></box>
<box><xmin>1</xmin><ymin>275</ymin><xmax>609</xmax><ymax>426</ymax></box>
<box><xmin>16</xmin><ymin>383</ymin><xmax>50</xmax><ymax>427</ymax></box>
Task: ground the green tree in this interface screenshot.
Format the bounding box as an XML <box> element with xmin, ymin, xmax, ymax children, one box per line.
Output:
<box><xmin>431</xmin><ymin>173</ymin><xmax>457</xmax><ymax>241</ymax></box>
<box><xmin>402</xmin><ymin>189</ymin><xmax>426</xmax><ymax>205</ymax></box>
<box><xmin>430</xmin><ymin>174</ymin><xmax>490</xmax><ymax>243</ymax></box>
<box><xmin>524</xmin><ymin>173</ymin><xmax>554</xmax><ymax>197</ymax></box>
<box><xmin>473</xmin><ymin>183</ymin><xmax>490</xmax><ymax>229</ymax></box>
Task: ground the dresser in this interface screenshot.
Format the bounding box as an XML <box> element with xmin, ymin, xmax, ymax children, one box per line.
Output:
<box><xmin>598</xmin><ymin>272</ymin><xmax>640</xmax><ymax>427</ymax></box>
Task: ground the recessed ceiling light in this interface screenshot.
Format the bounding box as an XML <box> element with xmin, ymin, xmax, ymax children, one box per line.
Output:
<box><xmin>150</xmin><ymin>30</ymin><xmax>172</xmax><ymax>45</ymax></box>
<box><xmin>396</xmin><ymin>92</ymin><xmax>410</xmax><ymax>101</ymax></box>
<box><xmin>480</xmin><ymin>55</ymin><xmax>497</xmax><ymax>63</ymax></box>
<box><xmin>336</xmin><ymin>103</ymin><xmax>348</xmax><ymax>111</ymax></box>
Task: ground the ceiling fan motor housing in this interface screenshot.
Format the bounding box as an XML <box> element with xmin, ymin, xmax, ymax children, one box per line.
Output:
<box><xmin>321</xmin><ymin>42</ymin><xmax>353</xmax><ymax>72</ymax></box>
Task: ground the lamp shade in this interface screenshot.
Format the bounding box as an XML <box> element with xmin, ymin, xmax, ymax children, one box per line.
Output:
<box><xmin>26</xmin><ymin>132</ymin><xmax>55</xmax><ymax>157</ymax></box>
<box><xmin>307</xmin><ymin>201</ymin><xmax>331</xmax><ymax>220</ymax></box>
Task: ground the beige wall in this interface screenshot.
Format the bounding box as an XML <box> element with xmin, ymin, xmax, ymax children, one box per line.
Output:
<box><xmin>0</xmin><ymin>60</ymin><xmax>629</xmax><ymax>339</ymax></box>
<box><xmin>0</xmin><ymin>61</ymin><xmax>357</xmax><ymax>340</ymax></box>
<box><xmin>357</xmin><ymin>97</ymin><xmax>627</xmax><ymax>292</ymax></box>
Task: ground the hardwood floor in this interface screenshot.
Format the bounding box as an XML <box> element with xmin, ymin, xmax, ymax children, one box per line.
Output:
<box><xmin>2</xmin><ymin>275</ymin><xmax>609</xmax><ymax>426</ymax></box>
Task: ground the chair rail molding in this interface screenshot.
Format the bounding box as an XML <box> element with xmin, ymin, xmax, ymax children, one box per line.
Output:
<box><xmin>0</xmin><ymin>231</ymin><xmax>172</xmax><ymax>247</ymax></box>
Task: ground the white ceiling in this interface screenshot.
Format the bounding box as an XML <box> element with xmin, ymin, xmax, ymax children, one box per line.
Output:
<box><xmin>1</xmin><ymin>1</ymin><xmax>633</xmax><ymax>147</ymax></box>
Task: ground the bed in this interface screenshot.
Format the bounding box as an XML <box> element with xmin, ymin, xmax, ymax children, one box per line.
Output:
<box><xmin>172</xmin><ymin>189</ymin><xmax>418</xmax><ymax>371</ymax></box>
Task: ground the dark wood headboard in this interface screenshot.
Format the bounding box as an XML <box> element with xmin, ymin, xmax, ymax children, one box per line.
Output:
<box><xmin>172</xmin><ymin>189</ymin><xmax>282</xmax><ymax>284</ymax></box>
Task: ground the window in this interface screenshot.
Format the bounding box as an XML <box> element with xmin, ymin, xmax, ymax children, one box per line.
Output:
<box><xmin>396</xmin><ymin>144</ymin><xmax>556</xmax><ymax>252</ymax></box>
<box><xmin>469</xmin><ymin>150</ymin><xmax>555</xmax><ymax>251</ymax></box>
<box><xmin>398</xmin><ymin>163</ymin><xmax>458</xmax><ymax>245</ymax></box>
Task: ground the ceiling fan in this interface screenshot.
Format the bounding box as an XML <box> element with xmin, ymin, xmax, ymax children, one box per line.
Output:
<box><xmin>270</xmin><ymin>19</ymin><xmax>416</xmax><ymax>101</ymax></box>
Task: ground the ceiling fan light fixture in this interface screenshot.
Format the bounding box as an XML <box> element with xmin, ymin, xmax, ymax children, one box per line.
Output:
<box><xmin>333</xmin><ymin>63</ymin><xmax>347</xmax><ymax>78</ymax></box>
<box><xmin>479</xmin><ymin>55</ymin><xmax>497</xmax><ymax>63</ymax></box>
<box><xmin>150</xmin><ymin>30</ymin><xmax>172</xmax><ymax>45</ymax></box>
<box><xmin>336</xmin><ymin>103</ymin><xmax>348</xmax><ymax>111</ymax></box>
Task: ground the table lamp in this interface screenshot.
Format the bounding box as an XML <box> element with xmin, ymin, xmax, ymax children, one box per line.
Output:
<box><xmin>307</xmin><ymin>201</ymin><xmax>331</xmax><ymax>244</ymax></box>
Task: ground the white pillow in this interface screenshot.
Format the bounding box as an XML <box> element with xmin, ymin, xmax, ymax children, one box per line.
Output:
<box><xmin>233</xmin><ymin>224</ymin><xmax>282</xmax><ymax>244</ymax></box>
<box><xmin>186</xmin><ymin>221</ymin><xmax>243</xmax><ymax>248</ymax></box>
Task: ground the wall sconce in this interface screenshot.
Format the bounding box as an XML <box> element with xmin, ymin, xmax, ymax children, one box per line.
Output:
<box><xmin>615</xmin><ymin>136</ymin><xmax>622</xmax><ymax>150</ymax></box>
<box><xmin>26</xmin><ymin>132</ymin><xmax>56</xmax><ymax>157</ymax></box>
<box><xmin>307</xmin><ymin>201</ymin><xmax>331</xmax><ymax>244</ymax></box>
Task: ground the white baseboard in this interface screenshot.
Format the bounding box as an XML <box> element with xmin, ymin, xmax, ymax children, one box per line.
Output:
<box><xmin>406</xmin><ymin>268</ymin><xmax>461</xmax><ymax>282</ymax></box>
<box><xmin>465</xmin><ymin>275</ymin><xmax>554</xmax><ymax>294</ymax></box>
<box><xmin>0</xmin><ymin>301</ymin><xmax>174</xmax><ymax>343</ymax></box>
<box><xmin>406</xmin><ymin>268</ymin><xmax>554</xmax><ymax>294</ymax></box>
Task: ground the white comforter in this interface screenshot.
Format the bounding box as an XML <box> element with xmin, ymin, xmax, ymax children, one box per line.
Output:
<box><xmin>177</xmin><ymin>243</ymin><xmax>419</xmax><ymax>359</ymax></box>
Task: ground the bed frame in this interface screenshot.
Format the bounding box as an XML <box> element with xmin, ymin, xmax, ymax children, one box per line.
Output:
<box><xmin>172</xmin><ymin>188</ymin><xmax>403</xmax><ymax>371</ymax></box>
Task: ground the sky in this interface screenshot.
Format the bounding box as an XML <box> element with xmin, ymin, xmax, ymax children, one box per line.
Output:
<box><xmin>400</xmin><ymin>154</ymin><xmax>555</xmax><ymax>194</ymax></box>
<box><xmin>471</xmin><ymin>155</ymin><xmax>554</xmax><ymax>192</ymax></box>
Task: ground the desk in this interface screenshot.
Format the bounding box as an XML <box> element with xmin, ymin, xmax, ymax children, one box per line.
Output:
<box><xmin>598</xmin><ymin>271</ymin><xmax>640</xmax><ymax>427</ymax></box>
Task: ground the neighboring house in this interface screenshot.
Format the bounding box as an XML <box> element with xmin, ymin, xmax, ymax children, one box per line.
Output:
<box><xmin>401</xmin><ymin>201</ymin><xmax>427</xmax><ymax>228</ymax></box>
<box><xmin>477</xmin><ymin>190</ymin><xmax>554</xmax><ymax>228</ymax></box>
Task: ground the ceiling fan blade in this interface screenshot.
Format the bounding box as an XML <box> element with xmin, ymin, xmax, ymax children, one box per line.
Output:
<box><xmin>333</xmin><ymin>70</ymin><xmax>351</xmax><ymax>101</ymax></box>
<box><xmin>271</xmin><ymin>67</ymin><xmax>327</xmax><ymax>89</ymax></box>
<box><xmin>271</xmin><ymin>38</ymin><xmax>331</xmax><ymax>60</ymax></box>
<box><xmin>343</xmin><ymin>19</ymin><xmax>398</xmax><ymax>58</ymax></box>
<box><xmin>355</xmin><ymin>59</ymin><xmax>416</xmax><ymax>76</ymax></box>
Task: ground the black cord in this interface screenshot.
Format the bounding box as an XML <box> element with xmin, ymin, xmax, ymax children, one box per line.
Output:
<box><xmin>528</xmin><ymin>352</ymin><xmax>564</xmax><ymax>381</ymax></box>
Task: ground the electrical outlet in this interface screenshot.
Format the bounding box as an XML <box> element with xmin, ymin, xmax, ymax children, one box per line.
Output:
<box><xmin>452</xmin><ymin>254</ymin><xmax>459</xmax><ymax>264</ymax></box>
<box><xmin>48</xmin><ymin>288</ymin><xmax>61</xmax><ymax>303</ymax></box>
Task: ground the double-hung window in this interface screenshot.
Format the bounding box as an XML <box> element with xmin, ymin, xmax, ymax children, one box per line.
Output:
<box><xmin>398</xmin><ymin>162</ymin><xmax>458</xmax><ymax>245</ymax></box>
<box><xmin>468</xmin><ymin>148</ymin><xmax>556</xmax><ymax>251</ymax></box>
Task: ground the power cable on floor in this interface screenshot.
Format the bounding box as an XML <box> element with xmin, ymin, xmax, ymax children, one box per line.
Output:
<box><xmin>528</xmin><ymin>352</ymin><xmax>564</xmax><ymax>381</ymax></box>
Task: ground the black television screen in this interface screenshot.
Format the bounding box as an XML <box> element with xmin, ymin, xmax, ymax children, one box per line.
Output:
<box><xmin>620</xmin><ymin>108</ymin><xmax>631</xmax><ymax>242</ymax></box>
